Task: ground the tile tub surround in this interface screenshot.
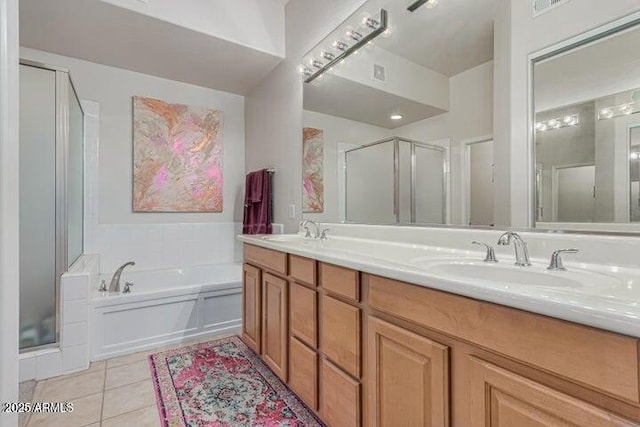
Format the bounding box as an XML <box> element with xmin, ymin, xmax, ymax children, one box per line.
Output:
<box><xmin>238</xmin><ymin>225</ymin><xmax>640</xmax><ymax>338</ymax></box>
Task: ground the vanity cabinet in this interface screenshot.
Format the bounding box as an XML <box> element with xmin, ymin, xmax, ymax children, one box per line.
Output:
<box><xmin>243</xmin><ymin>245</ymin><xmax>289</xmax><ymax>382</ymax></box>
<box><xmin>468</xmin><ymin>357</ymin><xmax>636</xmax><ymax>427</ymax></box>
<box><xmin>261</xmin><ymin>272</ymin><xmax>288</xmax><ymax>380</ymax></box>
<box><xmin>367</xmin><ymin>317</ymin><xmax>449</xmax><ymax>427</ymax></box>
<box><xmin>242</xmin><ymin>244</ymin><xmax>640</xmax><ymax>427</ymax></box>
<box><xmin>241</xmin><ymin>264</ymin><xmax>261</xmax><ymax>354</ymax></box>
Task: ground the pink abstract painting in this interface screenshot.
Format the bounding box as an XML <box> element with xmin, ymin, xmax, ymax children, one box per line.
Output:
<box><xmin>302</xmin><ymin>127</ymin><xmax>324</xmax><ymax>213</ymax></box>
<box><xmin>133</xmin><ymin>96</ymin><xmax>224</xmax><ymax>212</ymax></box>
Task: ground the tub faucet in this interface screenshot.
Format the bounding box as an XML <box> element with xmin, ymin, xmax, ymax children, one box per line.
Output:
<box><xmin>109</xmin><ymin>261</ymin><xmax>135</xmax><ymax>293</ymax></box>
<box><xmin>497</xmin><ymin>232</ymin><xmax>531</xmax><ymax>267</ymax></box>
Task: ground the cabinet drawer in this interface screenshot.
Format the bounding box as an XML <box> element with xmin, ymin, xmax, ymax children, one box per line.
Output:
<box><xmin>290</xmin><ymin>282</ymin><xmax>317</xmax><ymax>347</ymax></box>
<box><xmin>321</xmin><ymin>294</ymin><xmax>360</xmax><ymax>378</ymax></box>
<box><xmin>321</xmin><ymin>359</ymin><xmax>360</xmax><ymax>427</ymax></box>
<box><xmin>290</xmin><ymin>254</ymin><xmax>316</xmax><ymax>287</ymax></box>
<box><xmin>367</xmin><ymin>274</ymin><xmax>640</xmax><ymax>403</ymax></box>
<box><xmin>468</xmin><ymin>356</ymin><xmax>639</xmax><ymax>427</ymax></box>
<box><xmin>289</xmin><ymin>337</ymin><xmax>318</xmax><ymax>410</ymax></box>
<box><xmin>320</xmin><ymin>263</ymin><xmax>359</xmax><ymax>302</ymax></box>
<box><xmin>244</xmin><ymin>244</ymin><xmax>287</xmax><ymax>275</ymax></box>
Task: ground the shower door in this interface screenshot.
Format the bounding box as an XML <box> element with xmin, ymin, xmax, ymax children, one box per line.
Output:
<box><xmin>19</xmin><ymin>61</ymin><xmax>84</xmax><ymax>350</ymax></box>
<box><xmin>345</xmin><ymin>137</ymin><xmax>448</xmax><ymax>224</ymax></box>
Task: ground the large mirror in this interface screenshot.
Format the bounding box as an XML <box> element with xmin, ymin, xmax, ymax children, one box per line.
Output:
<box><xmin>300</xmin><ymin>0</ymin><xmax>497</xmax><ymax>226</ymax></box>
<box><xmin>533</xmin><ymin>17</ymin><xmax>640</xmax><ymax>231</ymax></box>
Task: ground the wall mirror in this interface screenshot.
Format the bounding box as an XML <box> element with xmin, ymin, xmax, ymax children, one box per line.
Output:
<box><xmin>532</xmin><ymin>16</ymin><xmax>640</xmax><ymax>232</ymax></box>
<box><xmin>300</xmin><ymin>0</ymin><xmax>497</xmax><ymax>226</ymax></box>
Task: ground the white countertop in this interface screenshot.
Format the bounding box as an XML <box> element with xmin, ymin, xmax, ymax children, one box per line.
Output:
<box><xmin>238</xmin><ymin>233</ymin><xmax>640</xmax><ymax>338</ymax></box>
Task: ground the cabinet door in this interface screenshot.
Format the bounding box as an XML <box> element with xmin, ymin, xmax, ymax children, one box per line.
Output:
<box><xmin>321</xmin><ymin>358</ymin><xmax>360</xmax><ymax>427</ymax></box>
<box><xmin>289</xmin><ymin>336</ymin><xmax>318</xmax><ymax>410</ymax></box>
<box><xmin>321</xmin><ymin>294</ymin><xmax>360</xmax><ymax>378</ymax></box>
<box><xmin>241</xmin><ymin>264</ymin><xmax>261</xmax><ymax>354</ymax></box>
<box><xmin>262</xmin><ymin>272</ymin><xmax>288</xmax><ymax>381</ymax></box>
<box><xmin>367</xmin><ymin>317</ymin><xmax>450</xmax><ymax>427</ymax></box>
<box><xmin>290</xmin><ymin>282</ymin><xmax>317</xmax><ymax>347</ymax></box>
<box><xmin>468</xmin><ymin>357</ymin><xmax>639</xmax><ymax>427</ymax></box>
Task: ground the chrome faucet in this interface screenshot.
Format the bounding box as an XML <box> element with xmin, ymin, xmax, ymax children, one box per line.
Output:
<box><xmin>497</xmin><ymin>232</ymin><xmax>531</xmax><ymax>267</ymax></box>
<box><xmin>109</xmin><ymin>261</ymin><xmax>135</xmax><ymax>293</ymax></box>
<box><xmin>300</xmin><ymin>220</ymin><xmax>320</xmax><ymax>238</ymax></box>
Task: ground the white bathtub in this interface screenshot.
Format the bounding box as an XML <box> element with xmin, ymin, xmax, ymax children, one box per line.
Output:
<box><xmin>90</xmin><ymin>263</ymin><xmax>242</xmax><ymax>360</ymax></box>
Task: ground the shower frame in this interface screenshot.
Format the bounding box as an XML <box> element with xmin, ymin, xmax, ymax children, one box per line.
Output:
<box><xmin>19</xmin><ymin>59</ymin><xmax>84</xmax><ymax>353</ymax></box>
<box><xmin>344</xmin><ymin>136</ymin><xmax>449</xmax><ymax>224</ymax></box>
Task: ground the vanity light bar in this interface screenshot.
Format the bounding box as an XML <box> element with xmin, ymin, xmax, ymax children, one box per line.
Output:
<box><xmin>535</xmin><ymin>114</ymin><xmax>579</xmax><ymax>132</ymax></box>
<box><xmin>302</xmin><ymin>9</ymin><xmax>388</xmax><ymax>84</ymax></box>
<box><xmin>597</xmin><ymin>101</ymin><xmax>640</xmax><ymax>120</ymax></box>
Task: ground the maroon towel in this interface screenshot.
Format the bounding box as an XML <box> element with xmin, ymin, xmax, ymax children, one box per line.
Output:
<box><xmin>243</xmin><ymin>169</ymin><xmax>272</xmax><ymax>234</ymax></box>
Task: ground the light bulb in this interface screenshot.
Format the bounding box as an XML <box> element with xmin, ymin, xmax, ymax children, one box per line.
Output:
<box><xmin>548</xmin><ymin>119</ymin><xmax>560</xmax><ymax>128</ymax></box>
<box><xmin>346</xmin><ymin>29</ymin><xmax>363</xmax><ymax>42</ymax></box>
<box><xmin>333</xmin><ymin>40</ymin><xmax>348</xmax><ymax>52</ymax></box>
<box><xmin>538</xmin><ymin>123</ymin><xmax>548</xmax><ymax>132</ymax></box>
<box><xmin>600</xmin><ymin>108</ymin><xmax>613</xmax><ymax>119</ymax></box>
<box><xmin>621</xmin><ymin>104</ymin><xmax>634</xmax><ymax>115</ymax></box>
<box><xmin>631</xmin><ymin>152</ymin><xmax>639</xmax><ymax>160</ymax></box>
<box><xmin>320</xmin><ymin>51</ymin><xmax>335</xmax><ymax>61</ymax></box>
<box><xmin>382</xmin><ymin>28</ymin><xmax>392</xmax><ymax>38</ymax></box>
<box><xmin>425</xmin><ymin>0</ymin><xmax>439</xmax><ymax>8</ymax></box>
<box><xmin>296</xmin><ymin>64</ymin><xmax>311</xmax><ymax>76</ymax></box>
<box><xmin>390</xmin><ymin>114</ymin><xmax>403</xmax><ymax>120</ymax></box>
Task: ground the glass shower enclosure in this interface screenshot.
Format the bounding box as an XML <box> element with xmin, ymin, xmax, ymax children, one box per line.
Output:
<box><xmin>345</xmin><ymin>137</ymin><xmax>448</xmax><ymax>224</ymax></box>
<box><xmin>19</xmin><ymin>60</ymin><xmax>84</xmax><ymax>350</ymax></box>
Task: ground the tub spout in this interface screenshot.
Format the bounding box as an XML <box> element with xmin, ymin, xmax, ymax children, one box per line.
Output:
<box><xmin>109</xmin><ymin>261</ymin><xmax>135</xmax><ymax>293</ymax></box>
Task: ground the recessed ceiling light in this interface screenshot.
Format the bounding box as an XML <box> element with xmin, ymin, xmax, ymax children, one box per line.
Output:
<box><xmin>390</xmin><ymin>114</ymin><xmax>403</xmax><ymax>120</ymax></box>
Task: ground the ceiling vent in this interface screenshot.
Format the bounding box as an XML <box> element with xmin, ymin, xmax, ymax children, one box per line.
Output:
<box><xmin>533</xmin><ymin>0</ymin><xmax>570</xmax><ymax>17</ymax></box>
<box><xmin>372</xmin><ymin>64</ymin><xmax>386</xmax><ymax>83</ymax></box>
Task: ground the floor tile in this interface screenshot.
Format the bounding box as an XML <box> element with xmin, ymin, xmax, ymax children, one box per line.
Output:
<box><xmin>102</xmin><ymin>380</ymin><xmax>156</xmax><ymax>419</ymax></box>
<box><xmin>39</xmin><ymin>370</ymin><xmax>105</xmax><ymax>402</ymax></box>
<box><xmin>101</xmin><ymin>405</ymin><xmax>160</xmax><ymax>427</ymax></box>
<box><xmin>105</xmin><ymin>359</ymin><xmax>151</xmax><ymax>390</ymax></box>
<box><xmin>106</xmin><ymin>350</ymin><xmax>148</xmax><ymax>369</ymax></box>
<box><xmin>27</xmin><ymin>392</ymin><xmax>102</xmax><ymax>427</ymax></box>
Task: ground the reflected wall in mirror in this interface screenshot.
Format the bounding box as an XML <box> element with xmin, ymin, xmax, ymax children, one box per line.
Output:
<box><xmin>533</xmin><ymin>18</ymin><xmax>640</xmax><ymax>229</ymax></box>
<box><xmin>300</xmin><ymin>0</ymin><xmax>496</xmax><ymax>226</ymax></box>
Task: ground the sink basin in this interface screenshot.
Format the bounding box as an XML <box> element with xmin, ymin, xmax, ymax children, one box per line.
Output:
<box><xmin>412</xmin><ymin>259</ymin><xmax>620</xmax><ymax>290</ymax></box>
<box><xmin>260</xmin><ymin>234</ymin><xmax>308</xmax><ymax>243</ymax></box>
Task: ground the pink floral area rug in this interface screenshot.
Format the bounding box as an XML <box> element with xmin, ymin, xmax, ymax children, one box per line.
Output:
<box><xmin>148</xmin><ymin>335</ymin><xmax>324</xmax><ymax>427</ymax></box>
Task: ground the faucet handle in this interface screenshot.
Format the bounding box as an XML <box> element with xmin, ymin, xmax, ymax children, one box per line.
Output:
<box><xmin>472</xmin><ymin>241</ymin><xmax>498</xmax><ymax>263</ymax></box>
<box><xmin>99</xmin><ymin>280</ymin><xmax>107</xmax><ymax>292</ymax></box>
<box><xmin>319</xmin><ymin>228</ymin><xmax>330</xmax><ymax>241</ymax></box>
<box><xmin>123</xmin><ymin>282</ymin><xmax>134</xmax><ymax>294</ymax></box>
<box><xmin>303</xmin><ymin>226</ymin><xmax>312</xmax><ymax>238</ymax></box>
<box><xmin>547</xmin><ymin>249</ymin><xmax>579</xmax><ymax>271</ymax></box>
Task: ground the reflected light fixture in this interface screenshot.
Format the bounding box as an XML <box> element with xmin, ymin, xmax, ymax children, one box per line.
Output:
<box><xmin>630</xmin><ymin>151</ymin><xmax>640</xmax><ymax>161</ymax></box>
<box><xmin>390</xmin><ymin>114</ymin><xmax>403</xmax><ymax>120</ymax></box>
<box><xmin>598</xmin><ymin>101</ymin><xmax>640</xmax><ymax>120</ymax></box>
<box><xmin>298</xmin><ymin>9</ymin><xmax>388</xmax><ymax>83</ymax></box>
<box><xmin>535</xmin><ymin>114</ymin><xmax>579</xmax><ymax>132</ymax></box>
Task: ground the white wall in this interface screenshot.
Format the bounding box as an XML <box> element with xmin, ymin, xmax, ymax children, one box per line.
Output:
<box><xmin>0</xmin><ymin>0</ymin><xmax>20</xmax><ymax>424</ymax></box>
<box><xmin>245</xmin><ymin>0</ymin><xmax>368</xmax><ymax>233</ymax></box>
<box><xmin>19</xmin><ymin>48</ymin><xmax>247</xmax><ymax>274</ymax></box>
<box><xmin>302</xmin><ymin>110</ymin><xmax>391</xmax><ymax>222</ymax></box>
<box><xmin>499</xmin><ymin>0</ymin><xmax>640</xmax><ymax>227</ymax></box>
<box><xmin>392</xmin><ymin>60</ymin><xmax>494</xmax><ymax>224</ymax></box>
<box><xmin>21</xmin><ymin>48</ymin><xmax>246</xmax><ymax>225</ymax></box>
<box><xmin>100</xmin><ymin>0</ymin><xmax>285</xmax><ymax>57</ymax></box>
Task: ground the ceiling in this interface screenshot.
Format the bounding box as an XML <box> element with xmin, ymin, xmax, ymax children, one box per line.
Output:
<box><xmin>20</xmin><ymin>0</ymin><xmax>284</xmax><ymax>95</ymax></box>
<box><xmin>376</xmin><ymin>0</ymin><xmax>496</xmax><ymax>77</ymax></box>
<box><xmin>304</xmin><ymin>74</ymin><xmax>447</xmax><ymax>129</ymax></box>
<box><xmin>303</xmin><ymin>0</ymin><xmax>496</xmax><ymax>127</ymax></box>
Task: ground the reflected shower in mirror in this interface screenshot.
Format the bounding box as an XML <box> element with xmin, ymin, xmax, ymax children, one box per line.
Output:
<box><xmin>533</xmin><ymin>19</ymin><xmax>640</xmax><ymax>229</ymax></box>
<box><xmin>300</xmin><ymin>0</ymin><xmax>496</xmax><ymax>226</ymax></box>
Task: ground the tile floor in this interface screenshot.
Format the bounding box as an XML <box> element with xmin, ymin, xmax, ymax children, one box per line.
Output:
<box><xmin>19</xmin><ymin>330</ymin><xmax>240</xmax><ymax>427</ymax></box>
